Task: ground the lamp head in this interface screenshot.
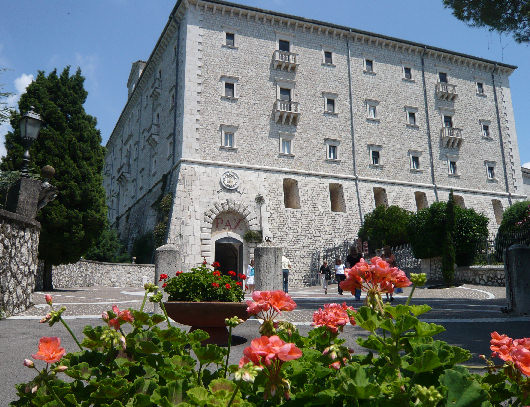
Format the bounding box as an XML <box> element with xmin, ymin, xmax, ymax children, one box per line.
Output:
<box><xmin>19</xmin><ymin>108</ymin><xmax>43</xmax><ymax>142</ymax></box>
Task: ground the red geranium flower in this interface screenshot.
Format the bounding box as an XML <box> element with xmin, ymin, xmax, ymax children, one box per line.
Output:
<box><xmin>176</xmin><ymin>271</ymin><xmax>183</xmax><ymax>276</ymax></box>
<box><xmin>159</xmin><ymin>273</ymin><xmax>168</xmax><ymax>281</ymax></box>
<box><xmin>228</xmin><ymin>270</ymin><xmax>236</xmax><ymax>276</ymax></box>
<box><xmin>313</xmin><ymin>302</ymin><xmax>356</xmax><ymax>333</ymax></box>
<box><xmin>213</xmin><ymin>270</ymin><xmax>221</xmax><ymax>277</ymax></box>
<box><xmin>212</xmin><ymin>261</ymin><xmax>221</xmax><ymax>269</ymax></box>
<box><xmin>490</xmin><ymin>332</ymin><xmax>530</xmax><ymax>376</ymax></box>
<box><xmin>32</xmin><ymin>337</ymin><xmax>65</xmax><ymax>364</ymax></box>
<box><xmin>239</xmin><ymin>274</ymin><xmax>247</xmax><ymax>280</ymax></box>
<box><xmin>162</xmin><ymin>283</ymin><xmax>167</xmax><ymax>288</ymax></box>
<box><xmin>236</xmin><ymin>281</ymin><xmax>242</xmax><ymax>286</ymax></box>
<box><xmin>225</xmin><ymin>283</ymin><xmax>231</xmax><ymax>289</ymax></box>
<box><xmin>246</xmin><ymin>291</ymin><xmax>297</xmax><ymax>322</ymax></box>
<box><xmin>212</xmin><ymin>282</ymin><xmax>220</xmax><ymax>288</ymax></box>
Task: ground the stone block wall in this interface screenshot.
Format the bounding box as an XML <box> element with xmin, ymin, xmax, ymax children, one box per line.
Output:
<box><xmin>40</xmin><ymin>260</ymin><xmax>155</xmax><ymax>289</ymax></box>
<box><xmin>421</xmin><ymin>257</ymin><xmax>504</xmax><ymax>286</ymax></box>
<box><xmin>0</xmin><ymin>209</ymin><xmax>41</xmax><ymax>317</ymax></box>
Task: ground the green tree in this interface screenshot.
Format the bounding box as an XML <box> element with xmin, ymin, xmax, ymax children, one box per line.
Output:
<box><xmin>1</xmin><ymin>67</ymin><xmax>107</xmax><ymax>289</ymax></box>
<box><xmin>0</xmin><ymin>67</ymin><xmax>13</xmax><ymax>123</ymax></box>
<box><xmin>494</xmin><ymin>200</ymin><xmax>530</xmax><ymax>260</ymax></box>
<box><xmin>443</xmin><ymin>0</ymin><xmax>530</xmax><ymax>43</ymax></box>
<box><xmin>84</xmin><ymin>225</ymin><xmax>130</xmax><ymax>263</ymax></box>
<box><xmin>441</xmin><ymin>191</ymin><xmax>456</xmax><ymax>285</ymax></box>
<box><xmin>358</xmin><ymin>205</ymin><xmax>413</xmax><ymax>251</ymax></box>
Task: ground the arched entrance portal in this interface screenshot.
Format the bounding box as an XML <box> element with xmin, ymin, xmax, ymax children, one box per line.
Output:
<box><xmin>214</xmin><ymin>237</ymin><xmax>243</xmax><ymax>276</ymax></box>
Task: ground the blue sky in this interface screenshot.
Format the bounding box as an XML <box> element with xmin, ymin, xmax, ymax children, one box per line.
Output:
<box><xmin>1</xmin><ymin>0</ymin><xmax>528</xmax><ymax>167</ymax></box>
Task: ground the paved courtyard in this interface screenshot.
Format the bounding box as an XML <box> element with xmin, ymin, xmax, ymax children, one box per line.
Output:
<box><xmin>1</xmin><ymin>283</ymin><xmax>529</xmax><ymax>406</ymax></box>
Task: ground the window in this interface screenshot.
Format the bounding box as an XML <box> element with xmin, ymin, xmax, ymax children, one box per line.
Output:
<box><xmin>415</xmin><ymin>192</ymin><xmax>428</xmax><ymax>211</ymax></box>
<box><xmin>481</xmin><ymin>122</ymin><xmax>491</xmax><ymax>138</ymax></box>
<box><xmin>403</xmin><ymin>66</ymin><xmax>412</xmax><ymax>80</ymax></box>
<box><xmin>373</xmin><ymin>187</ymin><xmax>388</xmax><ymax>207</ymax></box>
<box><xmin>329</xmin><ymin>183</ymin><xmax>346</xmax><ymax>212</ymax></box>
<box><xmin>408</xmin><ymin>111</ymin><xmax>416</xmax><ymax>126</ymax></box>
<box><xmin>220</xmin><ymin>125</ymin><xmax>238</xmax><ymax>149</ymax></box>
<box><xmin>453</xmin><ymin>194</ymin><xmax>465</xmax><ymax>208</ymax></box>
<box><xmin>324</xmin><ymin>51</ymin><xmax>333</xmax><ymax>65</ymax></box>
<box><xmin>278</xmin><ymin>39</ymin><xmax>290</xmax><ymax>52</ymax></box>
<box><xmin>225</xmin><ymin>32</ymin><xmax>235</xmax><ymax>47</ymax></box>
<box><xmin>364</xmin><ymin>59</ymin><xmax>374</xmax><ymax>73</ymax></box>
<box><xmin>283</xmin><ymin>178</ymin><xmax>300</xmax><ymax>209</ymax></box>
<box><xmin>367</xmin><ymin>103</ymin><xmax>377</xmax><ymax>120</ymax></box>
<box><xmin>279</xmin><ymin>87</ymin><xmax>291</xmax><ymax>101</ymax></box>
<box><xmin>476</xmin><ymin>82</ymin><xmax>484</xmax><ymax>95</ymax></box>
<box><xmin>224</xmin><ymin>82</ymin><xmax>235</xmax><ymax>98</ymax></box>
<box><xmin>492</xmin><ymin>199</ymin><xmax>503</xmax><ymax>225</ymax></box>
<box><xmin>438</xmin><ymin>72</ymin><xmax>448</xmax><ymax>83</ymax></box>
<box><xmin>449</xmin><ymin>160</ymin><xmax>457</xmax><ymax>175</ymax></box>
<box><xmin>325</xmin><ymin>139</ymin><xmax>340</xmax><ymax>161</ymax></box>
<box><xmin>371</xmin><ymin>150</ymin><xmax>380</xmax><ymax>165</ymax></box>
<box><xmin>281</xmin><ymin>139</ymin><xmax>292</xmax><ymax>155</ymax></box>
<box><xmin>224</xmin><ymin>132</ymin><xmax>234</xmax><ymax>148</ymax></box>
<box><xmin>324</xmin><ymin>95</ymin><xmax>336</xmax><ymax>114</ymax></box>
<box><xmin>485</xmin><ymin>161</ymin><xmax>496</xmax><ymax>180</ymax></box>
<box><xmin>443</xmin><ymin>115</ymin><xmax>453</xmax><ymax>128</ymax></box>
<box><xmin>328</xmin><ymin>145</ymin><xmax>337</xmax><ymax>160</ymax></box>
<box><xmin>279</xmin><ymin>132</ymin><xmax>294</xmax><ymax>156</ymax></box>
<box><xmin>411</xmin><ymin>155</ymin><xmax>420</xmax><ymax>170</ymax></box>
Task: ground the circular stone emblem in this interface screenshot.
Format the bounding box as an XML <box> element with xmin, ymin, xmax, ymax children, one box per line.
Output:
<box><xmin>220</xmin><ymin>171</ymin><xmax>240</xmax><ymax>190</ymax></box>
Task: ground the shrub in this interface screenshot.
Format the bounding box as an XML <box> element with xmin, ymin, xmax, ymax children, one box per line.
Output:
<box><xmin>358</xmin><ymin>205</ymin><xmax>412</xmax><ymax>251</ymax></box>
<box><xmin>494</xmin><ymin>201</ymin><xmax>530</xmax><ymax>261</ymax></box>
<box><xmin>153</xmin><ymin>222</ymin><xmax>167</xmax><ymax>248</ymax></box>
<box><xmin>131</xmin><ymin>232</ymin><xmax>155</xmax><ymax>264</ymax></box>
<box><xmin>409</xmin><ymin>201</ymin><xmax>489</xmax><ymax>266</ymax></box>
<box><xmin>84</xmin><ymin>226</ymin><xmax>130</xmax><ymax>263</ymax></box>
<box><xmin>243</xmin><ymin>230</ymin><xmax>262</xmax><ymax>243</ymax></box>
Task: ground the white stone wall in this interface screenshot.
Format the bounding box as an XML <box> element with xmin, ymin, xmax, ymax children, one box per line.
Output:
<box><xmin>104</xmin><ymin>0</ymin><xmax>526</xmax><ymax>286</ymax></box>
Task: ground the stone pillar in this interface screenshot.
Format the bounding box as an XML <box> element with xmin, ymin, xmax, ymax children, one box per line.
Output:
<box><xmin>6</xmin><ymin>177</ymin><xmax>42</xmax><ymax>219</ymax></box>
<box><xmin>254</xmin><ymin>246</ymin><xmax>282</xmax><ymax>291</ymax></box>
<box><xmin>505</xmin><ymin>244</ymin><xmax>530</xmax><ymax>315</ymax></box>
<box><xmin>155</xmin><ymin>244</ymin><xmax>182</xmax><ymax>284</ymax></box>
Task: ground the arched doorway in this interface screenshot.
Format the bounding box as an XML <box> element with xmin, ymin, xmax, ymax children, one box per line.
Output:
<box><xmin>214</xmin><ymin>237</ymin><xmax>243</xmax><ymax>276</ymax></box>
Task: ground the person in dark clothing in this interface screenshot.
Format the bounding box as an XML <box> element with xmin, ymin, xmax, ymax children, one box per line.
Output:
<box><xmin>346</xmin><ymin>246</ymin><xmax>363</xmax><ymax>301</ymax></box>
<box><xmin>319</xmin><ymin>260</ymin><xmax>332</xmax><ymax>294</ymax></box>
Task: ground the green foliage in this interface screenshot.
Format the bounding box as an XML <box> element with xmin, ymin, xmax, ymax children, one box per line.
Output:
<box><xmin>0</xmin><ymin>67</ymin><xmax>13</xmax><ymax>123</ymax></box>
<box><xmin>409</xmin><ymin>201</ymin><xmax>489</xmax><ymax>265</ymax></box>
<box><xmin>442</xmin><ymin>192</ymin><xmax>456</xmax><ymax>284</ymax></box>
<box><xmin>153</xmin><ymin>222</ymin><xmax>167</xmax><ymax>248</ymax></box>
<box><xmin>358</xmin><ymin>205</ymin><xmax>413</xmax><ymax>250</ymax></box>
<box><xmin>494</xmin><ymin>201</ymin><xmax>530</xmax><ymax>261</ymax></box>
<box><xmin>443</xmin><ymin>0</ymin><xmax>530</xmax><ymax>43</ymax></box>
<box><xmin>164</xmin><ymin>263</ymin><xmax>245</xmax><ymax>302</ymax></box>
<box><xmin>0</xmin><ymin>170</ymin><xmax>21</xmax><ymax>208</ymax></box>
<box><xmin>0</xmin><ymin>67</ymin><xmax>107</xmax><ymax>267</ymax></box>
<box><xmin>131</xmin><ymin>232</ymin><xmax>154</xmax><ymax>264</ymax></box>
<box><xmin>84</xmin><ymin>225</ymin><xmax>130</xmax><ymax>263</ymax></box>
<box><xmin>243</xmin><ymin>230</ymin><xmax>262</xmax><ymax>243</ymax></box>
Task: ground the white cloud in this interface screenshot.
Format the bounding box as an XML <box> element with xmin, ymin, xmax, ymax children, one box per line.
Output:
<box><xmin>0</xmin><ymin>73</ymin><xmax>34</xmax><ymax>159</ymax></box>
<box><xmin>75</xmin><ymin>52</ymin><xmax>99</xmax><ymax>89</ymax></box>
<box><xmin>523</xmin><ymin>162</ymin><xmax>530</xmax><ymax>169</ymax></box>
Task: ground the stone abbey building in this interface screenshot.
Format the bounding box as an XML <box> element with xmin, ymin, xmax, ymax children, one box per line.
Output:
<box><xmin>104</xmin><ymin>0</ymin><xmax>525</xmax><ymax>286</ymax></box>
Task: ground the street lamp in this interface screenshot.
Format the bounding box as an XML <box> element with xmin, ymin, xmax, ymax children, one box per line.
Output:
<box><xmin>19</xmin><ymin>108</ymin><xmax>43</xmax><ymax>176</ymax></box>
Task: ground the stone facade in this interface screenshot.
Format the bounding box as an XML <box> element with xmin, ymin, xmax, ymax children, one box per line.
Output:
<box><xmin>38</xmin><ymin>260</ymin><xmax>155</xmax><ymax>289</ymax></box>
<box><xmin>521</xmin><ymin>167</ymin><xmax>530</xmax><ymax>199</ymax></box>
<box><xmin>104</xmin><ymin>0</ymin><xmax>525</xmax><ymax>287</ymax></box>
<box><xmin>0</xmin><ymin>209</ymin><xmax>41</xmax><ymax>317</ymax></box>
<box><xmin>421</xmin><ymin>257</ymin><xmax>504</xmax><ymax>286</ymax></box>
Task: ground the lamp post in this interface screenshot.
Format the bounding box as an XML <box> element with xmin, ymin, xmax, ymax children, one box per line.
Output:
<box><xmin>19</xmin><ymin>108</ymin><xmax>43</xmax><ymax>176</ymax></box>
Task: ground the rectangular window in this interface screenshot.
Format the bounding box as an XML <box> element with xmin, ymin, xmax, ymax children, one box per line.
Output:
<box><xmin>449</xmin><ymin>160</ymin><xmax>457</xmax><ymax>175</ymax></box>
<box><xmin>487</xmin><ymin>165</ymin><xmax>495</xmax><ymax>179</ymax></box>
<box><xmin>371</xmin><ymin>150</ymin><xmax>380</xmax><ymax>165</ymax></box>
<box><xmin>224</xmin><ymin>82</ymin><xmax>235</xmax><ymax>98</ymax></box>
<box><xmin>477</xmin><ymin>82</ymin><xmax>484</xmax><ymax>94</ymax></box>
<box><xmin>278</xmin><ymin>39</ymin><xmax>290</xmax><ymax>52</ymax></box>
<box><xmin>324</xmin><ymin>51</ymin><xmax>333</xmax><ymax>64</ymax></box>
<box><xmin>439</xmin><ymin>72</ymin><xmax>448</xmax><ymax>83</ymax></box>
<box><xmin>404</xmin><ymin>67</ymin><xmax>412</xmax><ymax>80</ymax></box>
<box><xmin>482</xmin><ymin>124</ymin><xmax>490</xmax><ymax>138</ymax></box>
<box><xmin>329</xmin><ymin>183</ymin><xmax>346</xmax><ymax>212</ymax></box>
<box><xmin>411</xmin><ymin>155</ymin><xmax>420</xmax><ymax>170</ymax></box>
<box><xmin>326</xmin><ymin>98</ymin><xmax>335</xmax><ymax>113</ymax></box>
<box><xmin>224</xmin><ymin>132</ymin><xmax>234</xmax><ymax>148</ymax></box>
<box><xmin>328</xmin><ymin>145</ymin><xmax>338</xmax><ymax>160</ymax></box>
<box><xmin>443</xmin><ymin>115</ymin><xmax>453</xmax><ymax>128</ymax></box>
<box><xmin>365</xmin><ymin>59</ymin><xmax>374</xmax><ymax>72</ymax></box>
<box><xmin>225</xmin><ymin>32</ymin><xmax>235</xmax><ymax>47</ymax></box>
<box><xmin>368</xmin><ymin>105</ymin><xmax>377</xmax><ymax>119</ymax></box>
<box><xmin>283</xmin><ymin>178</ymin><xmax>300</xmax><ymax>209</ymax></box>
<box><xmin>281</xmin><ymin>139</ymin><xmax>291</xmax><ymax>155</ymax></box>
<box><xmin>408</xmin><ymin>111</ymin><xmax>416</xmax><ymax>126</ymax></box>
<box><xmin>279</xmin><ymin>87</ymin><xmax>291</xmax><ymax>101</ymax></box>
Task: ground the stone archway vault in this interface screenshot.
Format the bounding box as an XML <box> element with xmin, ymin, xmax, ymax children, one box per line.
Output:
<box><xmin>200</xmin><ymin>199</ymin><xmax>260</xmax><ymax>261</ymax></box>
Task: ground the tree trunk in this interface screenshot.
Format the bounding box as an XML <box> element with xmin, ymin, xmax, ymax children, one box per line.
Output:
<box><xmin>43</xmin><ymin>261</ymin><xmax>53</xmax><ymax>291</ymax></box>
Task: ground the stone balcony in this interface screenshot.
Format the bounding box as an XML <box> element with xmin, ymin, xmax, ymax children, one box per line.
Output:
<box><xmin>435</xmin><ymin>82</ymin><xmax>458</xmax><ymax>101</ymax></box>
<box><xmin>146</xmin><ymin>123</ymin><xmax>160</xmax><ymax>148</ymax></box>
<box><xmin>440</xmin><ymin>127</ymin><xmax>463</xmax><ymax>148</ymax></box>
<box><xmin>272</xmin><ymin>50</ymin><xmax>298</xmax><ymax>71</ymax></box>
<box><xmin>273</xmin><ymin>100</ymin><xmax>300</xmax><ymax>125</ymax></box>
<box><xmin>150</xmin><ymin>77</ymin><xmax>161</xmax><ymax>98</ymax></box>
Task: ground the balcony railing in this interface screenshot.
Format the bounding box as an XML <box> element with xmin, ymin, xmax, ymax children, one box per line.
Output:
<box><xmin>146</xmin><ymin>123</ymin><xmax>160</xmax><ymax>148</ymax></box>
<box><xmin>273</xmin><ymin>50</ymin><xmax>298</xmax><ymax>71</ymax></box>
<box><xmin>440</xmin><ymin>127</ymin><xmax>463</xmax><ymax>148</ymax></box>
<box><xmin>435</xmin><ymin>82</ymin><xmax>458</xmax><ymax>101</ymax></box>
<box><xmin>273</xmin><ymin>100</ymin><xmax>300</xmax><ymax>125</ymax></box>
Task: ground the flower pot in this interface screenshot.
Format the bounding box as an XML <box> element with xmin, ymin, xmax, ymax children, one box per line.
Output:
<box><xmin>163</xmin><ymin>301</ymin><xmax>249</xmax><ymax>345</ymax></box>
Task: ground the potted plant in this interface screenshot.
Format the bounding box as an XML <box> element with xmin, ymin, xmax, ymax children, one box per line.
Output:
<box><xmin>162</xmin><ymin>260</ymin><xmax>248</xmax><ymax>345</ymax></box>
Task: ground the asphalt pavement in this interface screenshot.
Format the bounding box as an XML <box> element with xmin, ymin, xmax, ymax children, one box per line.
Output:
<box><xmin>1</xmin><ymin>283</ymin><xmax>529</xmax><ymax>406</ymax></box>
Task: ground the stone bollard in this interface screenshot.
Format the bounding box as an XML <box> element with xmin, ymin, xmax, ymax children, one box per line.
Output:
<box><xmin>6</xmin><ymin>177</ymin><xmax>43</xmax><ymax>219</ymax></box>
<box><xmin>254</xmin><ymin>246</ymin><xmax>282</xmax><ymax>291</ymax></box>
<box><xmin>154</xmin><ymin>244</ymin><xmax>181</xmax><ymax>312</ymax></box>
<box><xmin>505</xmin><ymin>244</ymin><xmax>530</xmax><ymax>315</ymax></box>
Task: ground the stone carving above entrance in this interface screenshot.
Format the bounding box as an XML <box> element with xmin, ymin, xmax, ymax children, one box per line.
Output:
<box><xmin>220</xmin><ymin>170</ymin><xmax>240</xmax><ymax>190</ymax></box>
<box><xmin>212</xmin><ymin>212</ymin><xmax>247</xmax><ymax>234</ymax></box>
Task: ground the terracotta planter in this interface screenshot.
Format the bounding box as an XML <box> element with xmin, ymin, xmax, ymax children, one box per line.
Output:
<box><xmin>164</xmin><ymin>301</ymin><xmax>249</xmax><ymax>345</ymax></box>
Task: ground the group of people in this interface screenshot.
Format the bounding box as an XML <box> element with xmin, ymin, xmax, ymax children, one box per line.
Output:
<box><xmin>244</xmin><ymin>255</ymin><xmax>292</xmax><ymax>294</ymax></box>
<box><xmin>319</xmin><ymin>245</ymin><xmax>400</xmax><ymax>301</ymax></box>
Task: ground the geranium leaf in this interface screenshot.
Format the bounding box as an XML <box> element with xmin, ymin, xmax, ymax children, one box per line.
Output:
<box><xmin>193</xmin><ymin>344</ymin><xmax>227</xmax><ymax>365</ymax></box>
<box><xmin>186</xmin><ymin>387</ymin><xmax>210</xmax><ymax>406</ymax></box>
<box><xmin>150</xmin><ymin>314</ymin><xmax>166</xmax><ymax>325</ymax></box>
<box><xmin>357</xmin><ymin>336</ymin><xmax>384</xmax><ymax>352</ymax></box>
<box><xmin>439</xmin><ymin>369</ymin><xmax>489</xmax><ymax>407</ymax></box>
<box><xmin>209</xmin><ymin>378</ymin><xmax>235</xmax><ymax>394</ymax></box>
<box><xmin>337</xmin><ymin>365</ymin><xmax>380</xmax><ymax>399</ymax></box>
<box><xmin>415</xmin><ymin>321</ymin><xmax>445</xmax><ymax>337</ymax></box>
<box><xmin>126</xmin><ymin>393</ymin><xmax>152</xmax><ymax>407</ymax></box>
<box><xmin>188</xmin><ymin>330</ymin><xmax>210</xmax><ymax>344</ymax></box>
<box><xmin>353</xmin><ymin>306</ymin><xmax>381</xmax><ymax>332</ymax></box>
<box><xmin>409</xmin><ymin>304</ymin><xmax>431</xmax><ymax>316</ymax></box>
<box><xmin>402</xmin><ymin>350</ymin><xmax>442</xmax><ymax>373</ymax></box>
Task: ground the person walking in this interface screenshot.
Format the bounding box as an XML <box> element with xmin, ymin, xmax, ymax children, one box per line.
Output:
<box><xmin>246</xmin><ymin>259</ymin><xmax>255</xmax><ymax>293</ymax></box>
<box><xmin>319</xmin><ymin>260</ymin><xmax>332</xmax><ymax>294</ymax></box>
<box><xmin>382</xmin><ymin>245</ymin><xmax>398</xmax><ymax>301</ymax></box>
<box><xmin>346</xmin><ymin>246</ymin><xmax>363</xmax><ymax>301</ymax></box>
<box><xmin>334</xmin><ymin>258</ymin><xmax>346</xmax><ymax>295</ymax></box>
<box><xmin>281</xmin><ymin>255</ymin><xmax>291</xmax><ymax>293</ymax></box>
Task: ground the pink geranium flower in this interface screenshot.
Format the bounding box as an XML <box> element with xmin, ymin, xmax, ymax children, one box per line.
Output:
<box><xmin>490</xmin><ymin>332</ymin><xmax>530</xmax><ymax>376</ymax></box>
<box><xmin>313</xmin><ymin>303</ymin><xmax>356</xmax><ymax>333</ymax></box>
<box><xmin>32</xmin><ymin>337</ymin><xmax>65</xmax><ymax>364</ymax></box>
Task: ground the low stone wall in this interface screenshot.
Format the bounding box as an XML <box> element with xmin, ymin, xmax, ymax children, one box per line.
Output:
<box><xmin>421</xmin><ymin>257</ymin><xmax>504</xmax><ymax>286</ymax></box>
<box><xmin>42</xmin><ymin>260</ymin><xmax>155</xmax><ymax>289</ymax></box>
<box><xmin>0</xmin><ymin>209</ymin><xmax>41</xmax><ymax>317</ymax></box>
